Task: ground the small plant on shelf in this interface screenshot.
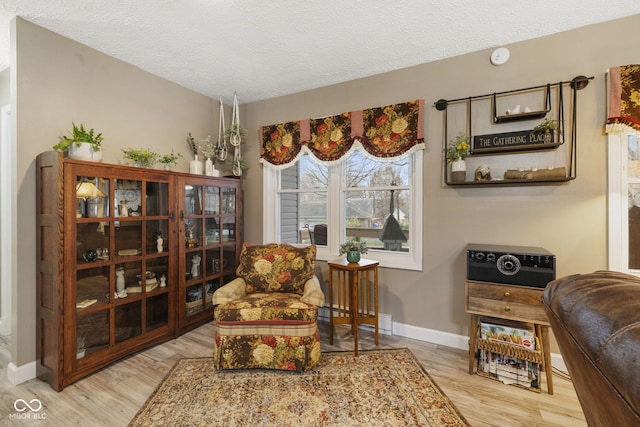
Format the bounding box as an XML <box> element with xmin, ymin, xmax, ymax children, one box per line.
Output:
<box><xmin>445</xmin><ymin>132</ymin><xmax>470</xmax><ymax>163</ymax></box>
<box><xmin>121</xmin><ymin>147</ymin><xmax>159</xmax><ymax>167</ymax></box>
<box><xmin>532</xmin><ymin>118</ymin><xmax>560</xmax><ymax>134</ymax></box>
<box><xmin>532</xmin><ymin>119</ymin><xmax>560</xmax><ymax>143</ymax></box>
<box><xmin>158</xmin><ymin>150</ymin><xmax>183</xmax><ymax>168</ymax></box>
<box><xmin>53</xmin><ymin>122</ymin><xmax>103</xmax><ymax>152</ymax></box>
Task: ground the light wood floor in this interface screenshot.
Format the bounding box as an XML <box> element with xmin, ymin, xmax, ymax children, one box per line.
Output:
<box><xmin>0</xmin><ymin>322</ymin><xmax>586</xmax><ymax>426</ymax></box>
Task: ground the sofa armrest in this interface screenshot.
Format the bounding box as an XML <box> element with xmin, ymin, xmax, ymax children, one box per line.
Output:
<box><xmin>300</xmin><ymin>275</ymin><xmax>325</xmax><ymax>307</ymax></box>
<box><xmin>212</xmin><ymin>277</ymin><xmax>246</xmax><ymax>306</ymax></box>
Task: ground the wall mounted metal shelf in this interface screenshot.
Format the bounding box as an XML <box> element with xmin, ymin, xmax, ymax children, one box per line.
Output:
<box><xmin>435</xmin><ymin>75</ymin><xmax>592</xmax><ymax>187</ymax></box>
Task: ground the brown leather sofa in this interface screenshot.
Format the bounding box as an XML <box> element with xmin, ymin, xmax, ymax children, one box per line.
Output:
<box><xmin>542</xmin><ymin>271</ymin><xmax>640</xmax><ymax>427</ymax></box>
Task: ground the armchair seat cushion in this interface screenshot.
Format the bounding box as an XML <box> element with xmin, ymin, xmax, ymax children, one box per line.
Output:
<box><xmin>214</xmin><ymin>292</ymin><xmax>319</xmax><ymax>324</ymax></box>
<box><xmin>213</xmin><ymin>292</ymin><xmax>321</xmax><ymax>371</ymax></box>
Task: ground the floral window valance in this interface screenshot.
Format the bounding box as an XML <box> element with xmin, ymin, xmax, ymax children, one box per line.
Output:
<box><xmin>606</xmin><ymin>65</ymin><xmax>640</xmax><ymax>134</ymax></box>
<box><xmin>259</xmin><ymin>99</ymin><xmax>425</xmax><ymax>168</ymax></box>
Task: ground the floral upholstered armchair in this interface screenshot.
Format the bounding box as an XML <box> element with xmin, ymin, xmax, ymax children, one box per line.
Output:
<box><xmin>212</xmin><ymin>243</ymin><xmax>325</xmax><ymax>371</ymax></box>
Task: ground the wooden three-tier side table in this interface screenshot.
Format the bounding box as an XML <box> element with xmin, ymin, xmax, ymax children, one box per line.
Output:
<box><xmin>328</xmin><ymin>258</ymin><xmax>379</xmax><ymax>356</ymax></box>
<box><xmin>466</xmin><ymin>280</ymin><xmax>553</xmax><ymax>394</ymax></box>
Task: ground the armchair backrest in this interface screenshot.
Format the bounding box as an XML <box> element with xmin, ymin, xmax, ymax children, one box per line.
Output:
<box><xmin>235</xmin><ymin>243</ymin><xmax>317</xmax><ymax>295</ymax></box>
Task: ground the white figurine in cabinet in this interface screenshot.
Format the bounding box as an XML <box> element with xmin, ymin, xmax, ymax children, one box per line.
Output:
<box><xmin>115</xmin><ymin>268</ymin><xmax>127</xmax><ymax>298</ymax></box>
<box><xmin>191</xmin><ymin>254</ymin><xmax>201</xmax><ymax>278</ymax></box>
<box><xmin>157</xmin><ymin>235</ymin><xmax>163</xmax><ymax>253</ymax></box>
<box><xmin>119</xmin><ymin>200</ymin><xmax>129</xmax><ymax>217</ymax></box>
<box><xmin>159</xmin><ymin>274</ymin><xmax>167</xmax><ymax>288</ymax></box>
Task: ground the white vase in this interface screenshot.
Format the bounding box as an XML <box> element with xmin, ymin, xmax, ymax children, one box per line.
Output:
<box><xmin>205</xmin><ymin>158</ymin><xmax>218</xmax><ymax>176</ymax></box>
<box><xmin>116</xmin><ymin>270</ymin><xmax>125</xmax><ymax>293</ymax></box>
<box><xmin>69</xmin><ymin>142</ymin><xmax>103</xmax><ymax>162</ymax></box>
<box><xmin>450</xmin><ymin>158</ymin><xmax>466</xmax><ymax>182</ymax></box>
<box><xmin>190</xmin><ymin>155</ymin><xmax>203</xmax><ymax>175</ymax></box>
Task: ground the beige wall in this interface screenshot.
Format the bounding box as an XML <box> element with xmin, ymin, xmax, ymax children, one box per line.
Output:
<box><xmin>10</xmin><ymin>14</ymin><xmax>640</xmax><ymax>369</ymax></box>
<box><xmin>242</xmin><ymin>15</ymin><xmax>640</xmax><ymax>342</ymax></box>
<box><xmin>12</xmin><ymin>18</ymin><xmax>219</xmax><ymax>366</ymax></box>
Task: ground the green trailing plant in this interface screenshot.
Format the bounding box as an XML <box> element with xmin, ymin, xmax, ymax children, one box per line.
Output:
<box><xmin>232</xmin><ymin>155</ymin><xmax>248</xmax><ymax>172</ymax></box>
<box><xmin>158</xmin><ymin>150</ymin><xmax>183</xmax><ymax>166</ymax></box>
<box><xmin>338</xmin><ymin>238</ymin><xmax>368</xmax><ymax>255</ymax></box>
<box><xmin>53</xmin><ymin>122</ymin><xmax>103</xmax><ymax>152</ymax></box>
<box><xmin>121</xmin><ymin>148</ymin><xmax>159</xmax><ymax>167</ymax></box>
<box><xmin>224</xmin><ymin>124</ymin><xmax>247</xmax><ymax>138</ymax></box>
<box><xmin>445</xmin><ymin>132</ymin><xmax>470</xmax><ymax>163</ymax></box>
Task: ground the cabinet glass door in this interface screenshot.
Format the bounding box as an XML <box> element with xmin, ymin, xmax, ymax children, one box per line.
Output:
<box><xmin>183</xmin><ymin>181</ymin><xmax>208</xmax><ymax>317</ymax></box>
<box><xmin>179</xmin><ymin>177</ymin><xmax>239</xmax><ymax>326</ymax></box>
<box><xmin>71</xmin><ymin>166</ymin><xmax>173</xmax><ymax>363</ymax></box>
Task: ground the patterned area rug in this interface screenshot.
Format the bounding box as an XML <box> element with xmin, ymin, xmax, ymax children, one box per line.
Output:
<box><xmin>130</xmin><ymin>348</ymin><xmax>469</xmax><ymax>426</ymax></box>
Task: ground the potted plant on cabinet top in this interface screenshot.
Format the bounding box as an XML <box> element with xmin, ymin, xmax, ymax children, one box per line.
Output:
<box><xmin>121</xmin><ymin>147</ymin><xmax>159</xmax><ymax>168</ymax></box>
<box><xmin>339</xmin><ymin>238</ymin><xmax>368</xmax><ymax>263</ymax></box>
<box><xmin>445</xmin><ymin>132</ymin><xmax>470</xmax><ymax>182</ymax></box>
<box><xmin>53</xmin><ymin>122</ymin><xmax>104</xmax><ymax>162</ymax></box>
<box><xmin>158</xmin><ymin>150</ymin><xmax>183</xmax><ymax>170</ymax></box>
<box><xmin>532</xmin><ymin>118</ymin><xmax>560</xmax><ymax>143</ymax></box>
<box><xmin>198</xmin><ymin>136</ymin><xmax>217</xmax><ymax>176</ymax></box>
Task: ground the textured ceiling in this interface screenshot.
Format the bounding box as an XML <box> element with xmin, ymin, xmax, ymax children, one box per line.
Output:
<box><xmin>1</xmin><ymin>1</ymin><xmax>640</xmax><ymax>104</ymax></box>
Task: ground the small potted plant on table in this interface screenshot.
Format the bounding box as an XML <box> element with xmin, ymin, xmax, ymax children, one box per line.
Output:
<box><xmin>339</xmin><ymin>238</ymin><xmax>368</xmax><ymax>263</ymax></box>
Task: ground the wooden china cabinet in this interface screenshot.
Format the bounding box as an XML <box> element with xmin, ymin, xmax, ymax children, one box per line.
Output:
<box><xmin>36</xmin><ymin>151</ymin><xmax>242</xmax><ymax>391</ymax></box>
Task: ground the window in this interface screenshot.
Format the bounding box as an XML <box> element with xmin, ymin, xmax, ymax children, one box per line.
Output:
<box><xmin>263</xmin><ymin>148</ymin><xmax>423</xmax><ymax>271</ymax></box>
<box><xmin>607</xmin><ymin>129</ymin><xmax>640</xmax><ymax>274</ymax></box>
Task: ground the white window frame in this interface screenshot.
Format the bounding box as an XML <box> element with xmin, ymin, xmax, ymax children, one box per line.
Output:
<box><xmin>607</xmin><ymin>129</ymin><xmax>640</xmax><ymax>275</ymax></box>
<box><xmin>263</xmin><ymin>150</ymin><xmax>423</xmax><ymax>271</ymax></box>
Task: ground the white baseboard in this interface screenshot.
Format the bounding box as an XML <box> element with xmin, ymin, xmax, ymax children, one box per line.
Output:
<box><xmin>7</xmin><ymin>361</ymin><xmax>36</xmax><ymax>385</ymax></box>
<box><xmin>392</xmin><ymin>320</ymin><xmax>566</xmax><ymax>372</ymax></box>
<box><xmin>551</xmin><ymin>353</ymin><xmax>567</xmax><ymax>372</ymax></box>
<box><xmin>393</xmin><ymin>321</ymin><xmax>469</xmax><ymax>350</ymax></box>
